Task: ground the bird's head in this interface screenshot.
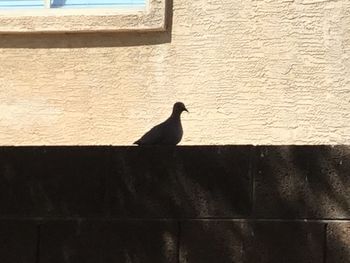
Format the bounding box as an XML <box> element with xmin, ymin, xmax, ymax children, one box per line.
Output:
<box><xmin>173</xmin><ymin>102</ymin><xmax>188</xmax><ymax>115</ymax></box>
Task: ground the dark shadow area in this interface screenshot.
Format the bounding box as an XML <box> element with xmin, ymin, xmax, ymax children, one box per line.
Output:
<box><xmin>0</xmin><ymin>145</ymin><xmax>348</xmax><ymax>262</ymax></box>
<box><xmin>0</xmin><ymin>31</ymin><xmax>171</xmax><ymax>49</ymax></box>
<box><xmin>0</xmin><ymin>146</ymin><xmax>111</xmax><ymax>217</ymax></box>
<box><xmin>251</xmin><ymin>145</ymin><xmax>350</xmax><ymax>263</ymax></box>
<box><xmin>109</xmin><ymin>146</ymin><xmax>252</xmax><ymax>218</ymax></box>
<box><xmin>0</xmin><ymin>0</ymin><xmax>173</xmax><ymax>49</ymax></box>
<box><xmin>39</xmin><ymin>219</ymin><xmax>178</xmax><ymax>263</ymax></box>
<box><xmin>254</xmin><ymin>146</ymin><xmax>350</xmax><ymax>219</ymax></box>
<box><xmin>180</xmin><ymin>220</ymin><xmax>326</xmax><ymax>263</ymax></box>
<box><xmin>0</xmin><ymin>219</ymin><xmax>38</xmax><ymax>263</ymax></box>
<box><xmin>179</xmin><ymin>145</ymin><xmax>350</xmax><ymax>263</ymax></box>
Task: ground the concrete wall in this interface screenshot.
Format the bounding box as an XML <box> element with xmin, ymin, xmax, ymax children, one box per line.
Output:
<box><xmin>0</xmin><ymin>146</ymin><xmax>349</xmax><ymax>262</ymax></box>
<box><xmin>0</xmin><ymin>0</ymin><xmax>350</xmax><ymax>145</ymax></box>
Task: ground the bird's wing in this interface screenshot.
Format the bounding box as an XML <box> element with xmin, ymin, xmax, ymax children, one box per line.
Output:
<box><xmin>134</xmin><ymin>121</ymin><xmax>168</xmax><ymax>145</ymax></box>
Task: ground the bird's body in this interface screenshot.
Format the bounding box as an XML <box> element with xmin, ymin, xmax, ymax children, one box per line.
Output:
<box><xmin>134</xmin><ymin>102</ymin><xmax>188</xmax><ymax>146</ymax></box>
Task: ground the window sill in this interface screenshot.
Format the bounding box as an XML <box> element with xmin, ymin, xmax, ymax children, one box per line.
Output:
<box><xmin>0</xmin><ymin>0</ymin><xmax>166</xmax><ymax>33</ymax></box>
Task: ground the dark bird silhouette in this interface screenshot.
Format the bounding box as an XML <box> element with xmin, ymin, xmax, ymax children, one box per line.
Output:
<box><xmin>134</xmin><ymin>102</ymin><xmax>188</xmax><ymax>145</ymax></box>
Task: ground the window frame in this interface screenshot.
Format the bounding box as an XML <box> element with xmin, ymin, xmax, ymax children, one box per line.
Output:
<box><xmin>0</xmin><ymin>0</ymin><xmax>166</xmax><ymax>33</ymax></box>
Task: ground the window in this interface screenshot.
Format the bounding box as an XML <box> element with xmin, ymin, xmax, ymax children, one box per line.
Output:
<box><xmin>51</xmin><ymin>0</ymin><xmax>145</xmax><ymax>9</ymax></box>
<box><xmin>0</xmin><ymin>0</ymin><xmax>166</xmax><ymax>33</ymax></box>
<box><xmin>0</xmin><ymin>0</ymin><xmax>145</xmax><ymax>9</ymax></box>
<box><xmin>0</xmin><ymin>1</ymin><xmax>44</xmax><ymax>9</ymax></box>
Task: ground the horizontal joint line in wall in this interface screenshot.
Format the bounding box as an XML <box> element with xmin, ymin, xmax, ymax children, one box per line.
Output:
<box><xmin>0</xmin><ymin>217</ymin><xmax>349</xmax><ymax>223</ymax></box>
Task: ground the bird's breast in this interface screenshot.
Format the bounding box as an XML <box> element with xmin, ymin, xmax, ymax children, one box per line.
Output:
<box><xmin>172</xmin><ymin>122</ymin><xmax>183</xmax><ymax>144</ymax></box>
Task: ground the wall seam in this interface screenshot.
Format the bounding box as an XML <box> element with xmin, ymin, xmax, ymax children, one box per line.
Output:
<box><xmin>177</xmin><ymin>220</ymin><xmax>182</xmax><ymax>263</ymax></box>
<box><xmin>323</xmin><ymin>223</ymin><xmax>328</xmax><ymax>263</ymax></box>
<box><xmin>35</xmin><ymin>223</ymin><xmax>41</xmax><ymax>263</ymax></box>
<box><xmin>250</xmin><ymin>146</ymin><xmax>258</xmax><ymax>218</ymax></box>
<box><xmin>103</xmin><ymin>146</ymin><xmax>113</xmax><ymax>218</ymax></box>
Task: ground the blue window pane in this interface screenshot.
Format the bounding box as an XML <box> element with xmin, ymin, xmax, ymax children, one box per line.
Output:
<box><xmin>0</xmin><ymin>0</ymin><xmax>44</xmax><ymax>8</ymax></box>
<box><xmin>51</xmin><ymin>0</ymin><xmax>145</xmax><ymax>8</ymax></box>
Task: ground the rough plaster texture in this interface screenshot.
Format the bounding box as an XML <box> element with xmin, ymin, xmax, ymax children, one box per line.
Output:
<box><xmin>0</xmin><ymin>0</ymin><xmax>349</xmax><ymax>145</ymax></box>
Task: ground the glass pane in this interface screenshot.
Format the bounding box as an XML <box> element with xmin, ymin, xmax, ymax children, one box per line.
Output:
<box><xmin>51</xmin><ymin>0</ymin><xmax>145</xmax><ymax>9</ymax></box>
<box><xmin>0</xmin><ymin>0</ymin><xmax>44</xmax><ymax>8</ymax></box>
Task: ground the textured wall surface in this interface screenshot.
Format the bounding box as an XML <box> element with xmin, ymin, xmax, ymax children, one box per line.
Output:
<box><xmin>0</xmin><ymin>0</ymin><xmax>349</xmax><ymax>145</ymax></box>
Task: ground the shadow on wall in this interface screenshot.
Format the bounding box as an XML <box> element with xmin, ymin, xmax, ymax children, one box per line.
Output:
<box><xmin>110</xmin><ymin>146</ymin><xmax>350</xmax><ymax>262</ymax></box>
<box><xmin>178</xmin><ymin>146</ymin><xmax>350</xmax><ymax>263</ymax></box>
<box><xmin>0</xmin><ymin>145</ymin><xmax>349</xmax><ymax>262</ymax></box>
<box><xmin>0</xmin><ymin>0</ymin><xmax>173</xmax><ymax>49</ymax></box>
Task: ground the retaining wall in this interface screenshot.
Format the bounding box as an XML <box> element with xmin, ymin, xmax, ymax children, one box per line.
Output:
<box><xmin>0</xmin><ymin>146</ymin><xmax>349</xmax><ymax>262</ymax></box>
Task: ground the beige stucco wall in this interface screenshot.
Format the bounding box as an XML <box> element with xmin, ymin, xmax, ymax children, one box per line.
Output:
<box><xmin>0</xmin><ymin>0</ymin><xmax>349</xmax><ymax>145</ymax></box>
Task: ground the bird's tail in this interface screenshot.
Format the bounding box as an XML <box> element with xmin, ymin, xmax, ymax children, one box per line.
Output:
<box><xmin>133</xmin><ymin>140</ymin><xmax>141</xmax><ymax>145</ymax></box>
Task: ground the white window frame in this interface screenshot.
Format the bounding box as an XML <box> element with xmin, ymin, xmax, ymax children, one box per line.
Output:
<box><xmin>0</xmin><ymin>0</ymin><xmax>166</xmax><ymax>33</ymax></box>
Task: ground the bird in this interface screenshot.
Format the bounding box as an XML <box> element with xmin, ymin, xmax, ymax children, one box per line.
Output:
<box><xmin>134</xmin><ymin>102</ymin><xmax>188</xmax><ymax>145</ymax></box>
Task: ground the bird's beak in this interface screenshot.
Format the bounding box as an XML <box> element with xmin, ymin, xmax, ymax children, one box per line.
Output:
<box><xmin>184</xmin><ymin>107</ymin><xmax>189</xmax><ymax>113</ymax></box>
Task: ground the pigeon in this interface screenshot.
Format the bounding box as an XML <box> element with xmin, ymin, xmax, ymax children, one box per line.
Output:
<box><xmin>134</xmin><ymin>102</ymin><xmax>188</xmax><ymax>145</ymax></box>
